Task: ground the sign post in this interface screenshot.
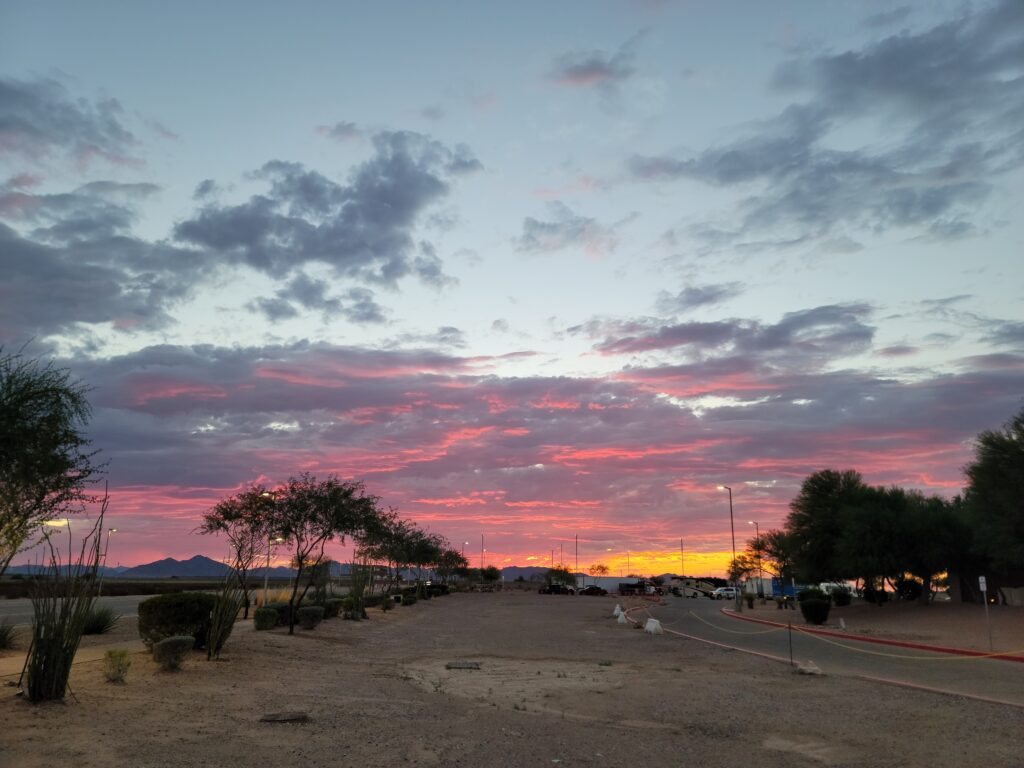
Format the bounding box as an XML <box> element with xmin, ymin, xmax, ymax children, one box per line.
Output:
<box><xmin>980</xmin><ymin>575</ymin><xmax>993</xmax><ymax>651</ymax></box>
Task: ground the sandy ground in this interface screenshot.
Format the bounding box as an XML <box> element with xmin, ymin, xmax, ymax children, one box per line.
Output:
<box><xmin>1</xmin><ymin>592</ymin><xmax>1022</xmax><ymax>768</ymax></box>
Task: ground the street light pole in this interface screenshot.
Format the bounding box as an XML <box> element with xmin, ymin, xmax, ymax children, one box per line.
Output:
<box><xmin>749</xmin><ymin>521</ymin><xmax>763</xmax><ymax>599</ymax></box>
<box><xmin>718</xmin><ymin>485</ymin><xmax>740</xmax><ymax>611</ymax></box>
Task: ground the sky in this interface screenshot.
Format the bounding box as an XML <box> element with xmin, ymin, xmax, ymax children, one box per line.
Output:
<box><xmin>2</xmin><ymin>1</ymin><xmax>1022</xmax><ymax>575</ymax></box>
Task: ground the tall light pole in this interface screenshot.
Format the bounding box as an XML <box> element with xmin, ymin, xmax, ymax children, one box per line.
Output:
<box><xmin>718</xmin><ymin>485</ymin><xmax>740</xmax><ymax>610</ymax></box>
<box><xmin>97</xmin><ymin>527</ymin><xmax>117</xmax><ymax>597</ymax></box>
<box><xmin>480</xmin><ymin>533</ymin><xmax>484</xmax><ymax>572</ymax></box>
<box><xmin>748</xmin><ymin>521</ymin><xmax>763</xmax><ymax>599</ymax></box>
<box><xmin>717</xmin><ymin>485</ymin><xmax>736</xmax><ymax>563</ymax></box>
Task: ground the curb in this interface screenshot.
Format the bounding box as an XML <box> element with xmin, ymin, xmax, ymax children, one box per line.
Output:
<box><xmin>721</xmin><ymin>608</ymin><xmax>1024</xmax><ymax>663</ymax></box>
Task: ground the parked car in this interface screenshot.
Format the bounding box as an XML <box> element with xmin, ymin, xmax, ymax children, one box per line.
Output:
<box><xmin>578</xmin><ymin>585</ymin><xmax>608</xmax><ymax>596</ymax></box>
<box><xmin>710</xmin><ymin>587</ymin><xmax>739</xmax><ymax>600</ymax></box>
<box><xmin>538</xmin><ymin>583</ymin><xmax>576</xmax><ymax>595</ymax></box>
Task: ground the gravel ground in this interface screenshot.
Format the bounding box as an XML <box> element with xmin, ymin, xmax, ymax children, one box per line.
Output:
<box><xmin>1</xmin><ymin>591</ymin><xmax>1021</xmax><ymax>768</ymax></box>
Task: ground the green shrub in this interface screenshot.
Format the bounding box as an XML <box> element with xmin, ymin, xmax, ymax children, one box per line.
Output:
<box><xmin>103</xmin><ymin>649</ymin><xmax>131</xmax><ymax>683</ymax></box>
<box><xmin>392</xmin><ymin>594</ymin><xmax>403</xmax><ymax>605</ymax></box>
<box><xmin>323</xmin><ymin>598</ymin><xmax>344</xmax><ymax>618</ymax></box>
<box><xmin>403</xmin><ymin>595</ymin><xmax>417</xmax><ymax>606</ymax></box>
<box><xmin>153</xmin><ymin>636</ymin><xmax>193</xmax><ymax>671</ymax></box>
<box><xmin>297</xmin><ymin>605</ymin><xmax>324</xmax><ymax>630</ymax></box>
<box><xmin>83</xmin><ymin>605</ymin><xmax>120</xmax><ymax>635</ymax></box>
<box><xmin>797</xmin><ymin>586</ymin><xmax>828</xmax><ymax>602</ymax></box>
<box><xmin>265</xmin><ymin>601</ymin><xmax>298</xmax><ymax>626</ymax></box>
<box><xmin>799</xmin><ymin>599</ymin><xmax>831</xmax><ymax>625</ymax></box>
<box><xmin>896</xmin><ymin>579</ymin><xmax>923</xmax><ymax>602</ymax></box>
<box><xmin>137</xmin><ymin>592</ymin><xmax>216</xmax><ymax>649</ymax></box>
<box><xmin>254</xmin><ymin>606</ymin><xmax>279</xmax><ymax>630</ymax></box>
<box><xmin>0</xmin><ymin>619</ymin><xmax>15</xmax><ymax>649</ymax></box>
<box><xmin>831</xmin><ymin>586</ymin><xmax>853</xmax><ymax>607</ymax></box>
<box><xmin>363</xmin><ymin>594</ymin><xmax>384</xmax><ymax>608</ymax></box>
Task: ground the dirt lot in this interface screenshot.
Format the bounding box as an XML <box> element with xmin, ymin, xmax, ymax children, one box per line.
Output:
<box><xmin>1</xmin><ymin>592</ymin><xmax>1021</xmax><ymax>768</ymax></box>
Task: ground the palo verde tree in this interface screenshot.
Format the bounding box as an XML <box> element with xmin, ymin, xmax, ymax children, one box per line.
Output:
<box><xmin>964</xmin><ymin>407</ymin><xmax>1024</xmax><ymax>572</ymax></box>
<box><xmin>197</xmin><ymin>485</ymin><xmax>275</xmax><ymax>618</ymax></box>
<box><xmin>0</xmin><ymin>349</ymin><xmax>102</xmax><ymax>577</ymax></box>
<box><xmin>270</xmin><ymin>473</ymin><xmax>381</xmax><ymax>634</ymax></box>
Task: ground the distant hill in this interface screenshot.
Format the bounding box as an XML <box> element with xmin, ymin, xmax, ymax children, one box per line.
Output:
<box><xmin>119</xmin><ymin>555</ymin><xmax>231</xmax><ymax>579</ymax></box>
<box><xmin>7</xmin><ymin>556</ymin><xmax>709</xmax><ymax>582</ymax></box>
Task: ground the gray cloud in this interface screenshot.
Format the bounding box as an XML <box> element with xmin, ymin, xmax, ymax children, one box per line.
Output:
<box><xmin>175</xmin><ymin>131</ymin><xmax>480</xmax><ymax>284</ymax></box>
<box><xmin>516</xmin><ymin>201</ymin><xmax>617</xmax><ymax>255</ymax></box>
<box><xmin>629</xmin><ymin>2</ymin><xmax>1024</xmax><ymax>249</ymax></box>
<box><xmin>656</xmin><ymin>282</ymin><xmax>744</xmax><ymax>314</ymax></box>
<box><xmin>0</xmin><ymin>182</ymin><xmax>203</xmax><ymax>342</ymax></box>
<box><xmin>549</xmin><ymin>33</ymin><xmax>644</xmax><ymax>89</ymax></box>
<box><xmin>0</xmin><ymin>77</ymin><xmax>140</xmax><ymax>167</ymax></box>
<box><xmin>248</xmin><ymin>273</ymin><xmax>387</xmax><ymax>325</ymax></box>
<box><xmin>590</xmin><ymin>303</ymin><xmax>875</xmax><ymax>367</ymax></box>
<box><xmin>315</xmin><ymin>121</ymin><xmax>362</xmax><ymax>141</ymax></box>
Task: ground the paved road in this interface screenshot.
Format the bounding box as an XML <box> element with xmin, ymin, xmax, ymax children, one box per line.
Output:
<box><xmin>633</xmin><ymin>597</ymin><xmax>1024</xmax><ymax>707</ymax></box>
<box><xmin>0</xmin><ymin>595</ymin><xmax>149</xmax><ymax>626</ymax></box>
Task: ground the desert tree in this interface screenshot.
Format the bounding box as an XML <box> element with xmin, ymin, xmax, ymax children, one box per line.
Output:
<box><xmin>197</xmin><ymin>485</ymin><xmax>275</xmax><ymax>618</ymax></box>
<box><xmin>270</xmin><ymin>473</ymin><xmax>381</xmax><ymax>634</ymax></box>
<box><xmin>964</xmin><ymin>407</ymin><xmax>1024</xmax><ymax>572</ymax></box>
<box><xmin>0</xmin><ymin>349</ymin><xmax>102</xmax><ymax>577</ymax></box>
<box><xmin>434</xmin><ymin>547</ymin><xmax>468</xmax><ymax>585</ymax></box>
<box><xmin>785</xmin><ymin>468</ymin><xmax>868</xmax><ymax>583</ymax></box>
<box><xmin>748</xmin><ymin>529</ymin><xmax>796</xmax><ymax>593</ymax></box>
<box><xmin>546</xmin><ymin>566</ymin><xmax>575</xmax><ymax>587</ymax></box>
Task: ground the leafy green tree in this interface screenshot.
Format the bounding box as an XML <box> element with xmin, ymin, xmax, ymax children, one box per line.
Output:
<box><xmin>270</xmin><ymin>474</ymin><xmax>381</xmax><ymax>634</ymax></box>
<box><xmin>545</xmin><ymin>566</ymin><xmax>574</xmax><ymax>586</ymax></box>
<box><xmin>899</xmin><ymin>493</ymin><xmax>970</xmax><ymax>603</ymax></box>
<box><xmin>197</xmin><ymin>485</ymin><xmax>274</xmax><ymax>618</ymax></box>
<box><xmin>786</xmin><ymin>469</ymin><xmax>867</xmax><ymax>582</ymax></box>
<box><xmin>750</xmin><ymin>529</ymin><xmax>796</xmax><ymax>593</ymax></box>
<box><xmin>481</xmin><ymin>565</ymin><xmax>501</xmax><ymax>583</ymax></box>
<box><xmin>434</xmin><ymin>548</ymin><xmax>468</xmax><ymax>585</ymax></box>
<box><xmin>964</xmin><ymin>408</ymin><xmax>1024</xmax><ymax>571</ymax></box>
<box><xmin>0</xmin><ymin>350</ymin><xmax>102</xmax><ymax>577</ymax></box>
<box><xmin>836</xmin><ymin>485</ymin><xmax>907</xmax><ymax>591</ymax></box>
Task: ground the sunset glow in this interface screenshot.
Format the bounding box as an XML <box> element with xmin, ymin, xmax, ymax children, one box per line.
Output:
<box><xmin>3</xmin><ymin>2</ymin><xmax>1022</xmax><ymax>576</ymax></box>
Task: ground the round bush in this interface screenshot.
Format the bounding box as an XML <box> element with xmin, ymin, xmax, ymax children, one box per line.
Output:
<box><xmin>799</xmin><ymin>598</ymin><xmax>831</xmax><ymax>625</ymax></box>
<box><xmin>253</xmin><ymin>606</ymin><xmax>278</xmax><ymax>631</ymax></box>
<box><xmin>137</xmin><ymin>592</ymin><xmax>216</xmax><ymax>649</ymax></box>
<box><xmin>297</xmin><ymin>605</ymin><xmax>325</xmax><ymax>630</ymax></box>
<box><xmin>831</xmin><ymin>587</ymin><xmax>853</xmax><ymax>607</ymax></box>
<box><xmin>153</xmin><ymin>635</ymin><xmax>194</xmax><ymax>671</ymax></box>
<box><xmin>797</xmin><ymin>586</ymin><xmax>828</xmax><ymax>603</ymax></box>
<box><xmin>402</xmin><ymin>595</ymin><xmax>417</xmax><ymax>607</ymax></box>
<box><xmin>323</xmin><ymin>598</ymin><xmax>344</xmax><ymax>618</ymax></box>
<box><xmin>265</xmin><ymin>601</ymin><xmax>295</xmax><ymax>626</ymax></box>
